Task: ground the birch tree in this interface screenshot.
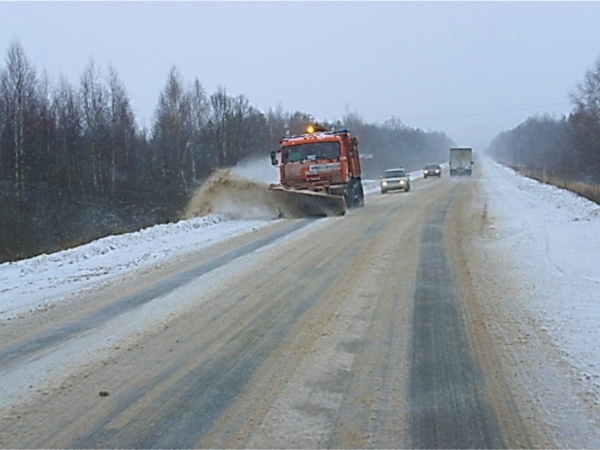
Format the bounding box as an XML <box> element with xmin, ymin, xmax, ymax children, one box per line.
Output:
<box><xmin>151</xmin><ymin>67</ymin><xmax>192</xmax><ymax>211</ymax></box>
<box><xmin>0</xmin><ymin>40</ymin><xmax>37</xmax><ymax>211</ymax></box>
<box><xmin>188</xmin><ymin>78</ymin><xmax>209</xmax><ymax>181</ymax></box>
<box><xmin>81</xmin><ymin>59</ymin><xmax>109</xmax><ymax>194</ymax></box>
<box><xmin>207</xmin><ymin>86</ymin><xmax>230</xmax><ymax>167</ymax></box>
<box><xmin>107</xmin><ymin>65</ymin><xmax>136</xmax><ymax>194</ymax></box>
<box><xmin>54</xmin><ymin>76</ymin><xmax>84</xmax><ymax>195</ymax></box>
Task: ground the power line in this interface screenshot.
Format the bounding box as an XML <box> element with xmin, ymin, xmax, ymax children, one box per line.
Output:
<box><xmin>396</xmin><ymin>100</ymin><xmax>572</xmax><ymax>122</ymax></box>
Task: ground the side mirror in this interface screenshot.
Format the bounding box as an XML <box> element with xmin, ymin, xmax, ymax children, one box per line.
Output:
<box><xmin>270</xmin><ymin>151</ymin><xmax>278</xmax><ymax>166</ymax></box>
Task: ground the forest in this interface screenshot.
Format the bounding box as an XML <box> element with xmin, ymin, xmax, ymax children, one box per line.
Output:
<box><xmin>0</xmin><ymin>41</ymin><xmax>452</xmax><ymax>263</ymax></box>
<box><xmin>487</xmin><ymin>54</ymin><xmax>600</xmax><ymax>203</ymax></box>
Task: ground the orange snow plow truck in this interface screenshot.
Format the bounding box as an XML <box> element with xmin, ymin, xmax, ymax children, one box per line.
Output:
<box><xmin>269</xmin><ymin>125</ymin><xmax>365</xmax><ymax>216</ymax></box>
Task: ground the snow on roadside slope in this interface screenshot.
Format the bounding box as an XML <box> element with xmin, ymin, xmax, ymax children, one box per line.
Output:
<box><xmin>481</xmin><ymin>159</ymin><xmax>600</xmax><ymax>398</ymax></box>
<box><xmin>0</xmin><ymin>178</ymin><xmax>382</xmax><ymax>323</ymax></box>
<box><xmin>0</xmin><ymin>215</ymin><xmax>270</xmax><ymax>321</ymax></box>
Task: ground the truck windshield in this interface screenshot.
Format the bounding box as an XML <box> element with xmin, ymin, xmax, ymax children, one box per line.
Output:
<box><xmin>283</xmin><ymin>142</ymin><xmax>340</xmax><ymax>163</ymax></box>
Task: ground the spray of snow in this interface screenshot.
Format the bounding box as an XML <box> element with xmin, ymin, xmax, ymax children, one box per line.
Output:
<box><xmin>183</xmin><ymin>167</ymin><xmax>280</xmax><ymax>220</ymax></box>
<box><xmin>183</xmin><ymin>156</ymin><xmax>316</xmax><ymax>220</ymax></box>
<box><xmin>231</xmin><ymin>155</ymin><xmax>280</xmax><ymax>185</ymax></box>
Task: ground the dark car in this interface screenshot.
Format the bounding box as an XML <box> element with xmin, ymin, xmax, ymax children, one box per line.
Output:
<box><xmin>423</xmin><ymin>163</ymin><xmax>442</xmax><ymax>178</ymax></box>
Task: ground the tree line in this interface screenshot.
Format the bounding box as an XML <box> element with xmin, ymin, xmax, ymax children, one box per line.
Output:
<box><xmin>487</xmin><ymin>54</ymin><xmax>600</xmax><ymax>189</ymax></box>
<box><xmin>0</xmin><ymin>40</ymin><xmax>452</xmax><ymax>263</ymax></box>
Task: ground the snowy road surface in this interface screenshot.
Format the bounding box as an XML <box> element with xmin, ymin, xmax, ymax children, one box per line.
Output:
<box><xmin>0</xmin><ymin>160</ymin><xmax>599</xmax><ymax>447</ymax></box>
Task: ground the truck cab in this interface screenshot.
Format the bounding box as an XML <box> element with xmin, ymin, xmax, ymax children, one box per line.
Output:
<box><xmin>270</xmin><ymin>126</ymin><xmax>364</xmax><ymax>211</ymax></box>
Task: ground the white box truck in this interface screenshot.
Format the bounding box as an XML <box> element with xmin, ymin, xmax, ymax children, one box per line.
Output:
<box><xmin>449</xmin><ymin>147</ymin><xmax>473</xmax><ymax>176</ymax></box>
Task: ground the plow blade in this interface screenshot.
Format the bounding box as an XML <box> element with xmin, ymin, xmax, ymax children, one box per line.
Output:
<box><xmin>268</xmin><ymin>186</ymin><xmax>346</xmax><ymax>217</ymax></box>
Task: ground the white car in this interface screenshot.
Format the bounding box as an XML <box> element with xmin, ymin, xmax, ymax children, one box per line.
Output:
<box><xmin>380</xmin><ymin>168</ymin><xmax>411</xmax><ymax>193</ymax></box>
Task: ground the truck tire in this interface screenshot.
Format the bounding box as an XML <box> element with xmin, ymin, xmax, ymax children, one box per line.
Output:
<box><xmin>344</xmin><ymin>182</ymin><xmax>354</xmax><ymax>208</ymax></box>
<box><xmin>358</xmin><ymin>181</ymin><xmax>365</xmax><ymax>207</ymax></box>
<box><xmin>345</xmin><ymin>178</ymin><xmax>364</xmax><ymax>208</ymax></box>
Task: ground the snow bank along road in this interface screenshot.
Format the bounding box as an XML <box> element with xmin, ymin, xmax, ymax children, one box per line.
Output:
<box><xmin>1</xmin><ymin>163</ymin><xmax>599</xmax><ymax>448</ymax></box>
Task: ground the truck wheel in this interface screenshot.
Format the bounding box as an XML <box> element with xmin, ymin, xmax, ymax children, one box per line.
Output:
<box><xmin>345</xmin><ymin>178</ymin><xmax>364</xmax><ymax>208</ymax></box>
<box><xmin>358</xmin><ymin>183</ymin><xmax>365</xmax><ymax>207</ymax></box>
<box><xmin>352</xmin><ymin>183</ymin><xmax>359</xmax><ymax>208</ymax></box>
<box><xmin>344</xmin><ymin>182</ymin><xmax>354</xmax><ymax>208</ymax></box>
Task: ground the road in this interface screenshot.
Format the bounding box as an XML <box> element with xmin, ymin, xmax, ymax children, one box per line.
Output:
<box><xmin>0</xmin><ymin>167</ymin><xmax>560</xmax><ymax>448</ymax></box>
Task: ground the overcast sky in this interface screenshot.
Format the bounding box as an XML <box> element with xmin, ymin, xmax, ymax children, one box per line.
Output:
<box><xmin>1</xmin><ymin>2</ymin><xmax>600</xmax><ymax>149</ymax></box>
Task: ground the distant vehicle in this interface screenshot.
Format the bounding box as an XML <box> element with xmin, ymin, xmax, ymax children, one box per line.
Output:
<box><xmin>449</xmin><ymin>147</ymin><xmax>473</xmax><ymax>176</ymax></box>
<box><xmin>380</xmin><ymin>168</ymin><xmax>410</xmax><ymax>193</ymax></box>
<box><xmin>423</xmin><ymin>163</ymin><xmax>442</xmax><ymax>178</ymax></box>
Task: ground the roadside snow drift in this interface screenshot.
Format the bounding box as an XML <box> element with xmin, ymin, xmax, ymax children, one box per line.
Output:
<box><xmin>0</xmin><ymin>214</ymin><xmax>271</xmax><ymax>321</ymax></box>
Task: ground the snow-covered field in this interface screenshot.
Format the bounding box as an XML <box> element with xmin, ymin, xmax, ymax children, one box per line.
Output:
<box><xmin>480</xmin><ymin>159</ymin><xmax>600</xmax><ymax>398</ymax></box>
<box><xmin>1</xmin><ymin>160</ymin><xmax>599</xmax><ymax>404</ymax></box>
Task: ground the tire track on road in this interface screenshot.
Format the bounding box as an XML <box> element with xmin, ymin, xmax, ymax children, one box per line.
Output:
<box><xmin>408</xmin><ymin>191</ymin><xmax>505</xmax><ymax>449</ymax></box>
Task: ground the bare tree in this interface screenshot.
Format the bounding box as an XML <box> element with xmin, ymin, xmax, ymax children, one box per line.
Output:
<box><xmin>107</xmin><ymin>65</ymin><xmax>136</xmax><ymax>194</ymax></box>
<box><xmin>188</xmin><ymin>78</ymin><xmax>209</xmax><ymax>181</ymax></box>
<box><xmin>54</xmin><ymin>75</ymin><xmax>84</xmax><ymax>194</ymax></box>
<box><xmin>81</xmin><ymin>59</ymin><xmax>109</xmax><ymax>194</ymax></box>
<box><xmin>205</xmin><ymin>88</ymin><xmax>266</xmax><ymax>167</ymax></box>
<box><xmin>286</xmin><ymin>110</ymin><xmax>314</xmax><ymax>136</ymax></box>
<box><xmin>0</xmin><ymin>40</ymin><xmax>37</xmax><ymax>211</ymax></box>
<box><xmin>0</xmin><ymin>41</ymin><xmax>41</xmax><ymax>258</ymax></box>
<box><xmin>571</xmin><ymin>55</ymin><xmax>600</xmax><ymax>122</ymax></box>
<box><xmin>151</xmin><ymin>66</ymin><xmax>193</xmax><ymax>210</ymax></box>
<box><xmin>570</xmin><ymin>54</ymin><xmax>600</xmax><ymax>180</ymax></box>
<box><xmin>227</xmin><ymin>94</ymin><xmax>258</xmax><ymax>164</ymax></box>
<box><xmin>265</xmin><ymin>105</ymin><xmax>287</xmax><ymax>149</ymax></box>
<box><xmin>206</xmin><ymin>86</ymin><xmax>231</xmax><ymax>167</ymax></box>
<box><xmin>36</xmin><ymin>71</ymin><xmax>55</xmax><ymax>184</ymax></box>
